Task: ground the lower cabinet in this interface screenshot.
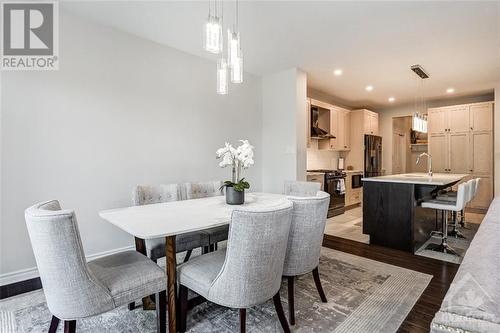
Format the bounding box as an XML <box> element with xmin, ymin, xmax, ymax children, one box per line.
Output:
<box><xmin>345</xmin><ymin>172</ymin><xmax>363</xmax><ymax>207</ymax></box>
<box><xmin>347</xmin><ymin>189</ymin><xmax>362</xmax><ymax>207</ymax></box>
<box><xmin>470</xmin><ymin>175</ymin><xmax>493</xmax><ymax>209</ymax></box>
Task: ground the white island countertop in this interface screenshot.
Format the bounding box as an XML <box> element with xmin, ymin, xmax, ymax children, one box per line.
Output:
<box><xmin>362</xmin><ymin>173</ymin><xmax>468</xmax><ymax>186</ymax></box>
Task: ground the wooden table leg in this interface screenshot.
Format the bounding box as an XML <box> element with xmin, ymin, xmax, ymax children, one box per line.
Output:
<box><xmin>133</xmin><ymin>237</ymin><xmax>156</xmax><ymax>310</ymax></box>
<box><xmin>166</xmin><ymin>235</ymin><xmax>177</xmax><ymax>333</ymax></box>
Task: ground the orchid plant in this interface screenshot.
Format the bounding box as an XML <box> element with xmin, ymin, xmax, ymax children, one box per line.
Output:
<box><xmin>216</xmin><ymin>140</ymin><xmax>254</xmax><ymax>192</ymax></box>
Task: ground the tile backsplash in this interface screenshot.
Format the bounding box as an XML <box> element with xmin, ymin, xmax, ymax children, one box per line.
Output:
<box><xmin>307</xmin><ymin>141</ymin><xmax>340</xmax><ymax>170</ymax></box>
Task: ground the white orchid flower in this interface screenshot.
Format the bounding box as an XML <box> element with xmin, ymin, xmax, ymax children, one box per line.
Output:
<box><xmin>236</xmin><ymin>140</ymin><xmax>255</xmax><ymax>169</ymax></box>
<box><xmin>216</xmin><ymin>142</ymin><xmax>238</xmax><ymax>168</ymax></box>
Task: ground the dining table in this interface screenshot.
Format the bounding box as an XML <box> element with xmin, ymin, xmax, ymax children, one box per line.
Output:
<box><xmin>99</xmin><ymin>192</ymin><xmax>289</xmax><ymax>333</ymax></box>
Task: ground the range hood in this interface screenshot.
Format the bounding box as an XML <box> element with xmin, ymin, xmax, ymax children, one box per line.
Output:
<box><xmin>311</xmin><ymin>105</ymin><xmax>336</xmax><ymax>139</ymax></box>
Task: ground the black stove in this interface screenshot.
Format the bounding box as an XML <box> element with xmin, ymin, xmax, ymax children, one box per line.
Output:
<box><xmin>307</xmin><ymin>170</ymin><xmax>347</xmax><ymax>217</ymax></box>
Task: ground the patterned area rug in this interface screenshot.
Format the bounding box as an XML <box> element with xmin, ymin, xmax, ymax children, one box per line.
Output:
<box><xmin>0</xmin><ymin>248</ymin><xmax>431</xmax><ymax>333</ymax></box>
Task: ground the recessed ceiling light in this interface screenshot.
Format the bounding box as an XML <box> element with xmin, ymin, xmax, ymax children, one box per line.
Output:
<box><xmin>446</xmin><ymin>88</ymin><xmax>455</xmax><ymax>94</ymax></box>
<box><xmin>333</xmin><ymin>69</ymin><xmax>343</xmax><ymax>76</ymax></box>
<box><xmin>388</xmin><ymin>97</ymin><xmax>395</xmax><ymax>103</ymax></box>
<box><xmin>365</xmin><ymin>85</ymin><xmax>374</xmax><ymax>92</ymax></box>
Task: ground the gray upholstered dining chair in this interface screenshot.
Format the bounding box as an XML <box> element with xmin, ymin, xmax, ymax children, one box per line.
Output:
<box><xmin>177</xmin><ymin>201</ymin><xmax>294</xmax><ymax>333</ymax></box>
<box><xmin>133</xmin><ymin>184</ymin><xmax>210</xmax><ymax>263</ymax></box>
<box><xmin>284</xmin><ymin>180</ymin><xmax>322</xmax><ymax>197</ymax></box>
<box><xmin>25</xmin><ymin>200</ymin><xmax>167</xmax><ymax>333</ymax></box>
<box><xmin>184</xmin><ymin>180</ymin><xmax>228</xmax><ymax>251</ymax></box>
<box><xmin>130</xmin><ymin>184</ymin><xmax>211</xmax><ymax>310</ymax></box>
<box><xmin>283</xmin><ymin>191</ymin><xmax>330</xmax><ymax>325</ymax></box>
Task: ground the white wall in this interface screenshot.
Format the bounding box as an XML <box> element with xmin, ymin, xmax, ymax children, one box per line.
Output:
<box><xmin>378</xmin><ymin>93</ymin><xmax>494</xmax><ymax>175</ymax></box>
<box><xmin>261</xmin><ymin>68</ymin><xmax>307</xmax><ymax>193</ymax></box>
<box><xmin>0</xmin><ymin>12</ymin><xmax>263</xmax><ymax>282</ymax></box>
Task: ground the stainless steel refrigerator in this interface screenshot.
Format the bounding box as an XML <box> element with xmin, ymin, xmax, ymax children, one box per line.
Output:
<box><xmin>364</xmin><ymin>135</ymin><xmax>382</xmax><ymax>177</ymax></box>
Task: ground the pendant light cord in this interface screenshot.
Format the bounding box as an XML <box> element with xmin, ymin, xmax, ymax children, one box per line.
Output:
<box><xmin>235</xmin><ymin>0</ymin><xmax>239</xmax><ymax>31</ymax></box>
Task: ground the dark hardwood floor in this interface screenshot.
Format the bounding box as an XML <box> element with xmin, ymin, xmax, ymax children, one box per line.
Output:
<box><xmin>322</xmin><ymin>234</ymin><xmax>460</xmax><ymax>333</ymax></box>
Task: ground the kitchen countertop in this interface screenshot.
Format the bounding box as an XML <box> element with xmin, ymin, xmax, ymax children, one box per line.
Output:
<box><xmin>306</xmin><ymin>172</ymin><xmax>325</xmax><ymax>176</ymax></box>
<box><xmin>344</xmin><ymin>170</ymin><xmax>363</xmax><ymax>173</ymax></box>
<box><xmin>362</xmin><ymin>173</ymin><xmax>468</xmax><ymax>185</ymax></box>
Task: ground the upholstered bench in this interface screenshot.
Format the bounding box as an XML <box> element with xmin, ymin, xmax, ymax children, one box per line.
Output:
<box><xmin>431</xmin><ymin>198</ymin><xmax>500</xmax><ymax>333</ymax></box>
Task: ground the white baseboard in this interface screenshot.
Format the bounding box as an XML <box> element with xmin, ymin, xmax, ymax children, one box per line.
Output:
<box><xmin>0</xmin><ymin>245</ymin><xmax>135</xmax><ymax>286</ymax></box>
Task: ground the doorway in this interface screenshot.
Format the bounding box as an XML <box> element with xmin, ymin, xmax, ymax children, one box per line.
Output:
<box><xmin>392</xmin><ymin>132</ymin><xmax>406</xmax><ymax>174</ymax></box>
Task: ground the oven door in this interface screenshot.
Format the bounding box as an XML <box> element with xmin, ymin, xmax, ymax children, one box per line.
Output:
<box><xmin>352</xmin><ymin>174</ymin><xmax>363</xmax><ymax>189</ymax></box>
<box><xmin>325</xmin><ymin>177</ymin><xmax>346</xmax><ymax>217</ymax></box>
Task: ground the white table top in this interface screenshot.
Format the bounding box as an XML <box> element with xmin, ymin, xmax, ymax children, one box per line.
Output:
<box><xmin>361</xmin><ymin>173</ymin><xmax>468</xmax><ymax>185</ymax></box>
<box><xmin>99</xmin><ymin>192</ymin><xmax>289</xmax><ymax>239</ymax></box>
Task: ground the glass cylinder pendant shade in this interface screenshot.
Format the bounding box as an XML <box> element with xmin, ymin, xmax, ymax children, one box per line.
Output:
<box><xmin>217</xmin><ymin>58</ymin><xmax>228</xmax><ymax>95</ymax></box>
<box><xmin>204</xmin><ymin>15</ymin><xmax>222</xmax><ymax>54</ymax></box>
<box><xmin>231</xmin><ymin>54</ymin><xmax>243</xmax><ymax>83</ymax></box>
<box><xmin>227</xmin><ymin>29</ymin><xmax>241</xmax><ymax>67</ymax></box>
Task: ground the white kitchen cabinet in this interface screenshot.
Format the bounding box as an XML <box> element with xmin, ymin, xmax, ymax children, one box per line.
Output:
<box><xmin>427</xmin><ymin>101</ymin><xmax>494</xmax><ymax>209</ymax></box>
<box><xmin>448</xmin><ymin>105</ymin><xmax>470</xmax><ymax>133</ymax></box>
<box><xmin>471</xmin><ymin>131</ymin><xmax>493</xmax><ymax>175</ymax></box>
<box><xmin>470</xmin><ymin>103</ymin><xmax>493</xmax><ymax>132</ymax></box>
<box><xmin>312</xmin><ymin>101</ymin><xmax>351</xmax><ymax>152</ymax></box>
<box><xmin>428</xmin><ymin>108</ymin><xmax>447</xmax><ymax>135</ymax></box>
<box><xmin>329</xmin><ymin>107</ymin><xmax>339</xmax><ymax>150</ymax></box>
<box><xmin>344</xmin><ymin>111</ymin><xmax>351</xmax><ymax>150</ymax></box>
<box><xmin>362</xmin><ymin>110</ymin><xmax>379</xmax><ymax>135</ymax></box>
<box><xmin>336</xmin><ymin>108</ymin><xmax>351</xmax><ymax>150</ymax></box>
<box><xmin>428</xmin><ymin>133</ymin><xmax>448</xmax><ymax>172</ymax></box>
<box><xmin>369</xmin><ymin>113</ymin><xmax>379</xmax><ymax>135</ymax></box>
<box><xmin>448</xmin><ymin>132</ymin><xmax>470</xmax><ymax>173</ymax></box>
<box><xmin>306</xmin><ymin>173</ymin><xmax>324</xmax><ymax>189</ymax></box>
<box><xmin>470</xmin><ymin>175</ymin><xmax>493</xmax><ymax>209</ymax></box>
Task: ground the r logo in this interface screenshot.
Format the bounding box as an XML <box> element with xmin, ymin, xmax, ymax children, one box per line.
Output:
<box><xmin>1</xmin><ymin>2</ymin><xmax>58</xmax><ymax>70</ymax></box>
<box><xmin>3</xmin><ymin>2</ymin><xmax>53</xmax><ymax>55</ymax></box>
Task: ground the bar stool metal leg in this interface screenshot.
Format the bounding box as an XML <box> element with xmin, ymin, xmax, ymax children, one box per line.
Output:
<box><xmin>426</xmin><ymin>211</ymin><xmax>459</xmax><ymax>256</ymax></box>
<box><xmin>458</xmin><ymin>209</ymin><xmax>470</xmax><ymax>229</ymax></box>
<box><xmin>448</xmin><ymin>210</ymin><xmax>466</xmax><ymax>239</ymax></box>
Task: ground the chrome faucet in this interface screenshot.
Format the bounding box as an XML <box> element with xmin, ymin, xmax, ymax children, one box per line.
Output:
<box><xmin>416</xmin><ymin>152</ymin><xmax>433</xmax><ymax>177</ymax></box>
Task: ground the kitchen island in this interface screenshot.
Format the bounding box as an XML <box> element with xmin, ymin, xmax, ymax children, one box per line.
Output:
<box><xmin>362</xmin><ymin>173</ymin><xmax>467</xmax><ymax>253</ymax></box>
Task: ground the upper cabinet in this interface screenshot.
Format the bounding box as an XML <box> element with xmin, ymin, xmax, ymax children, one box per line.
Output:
<box><xmin>309</xmin><ymin>99</ymin><xmax>351</xmax><ymax>151</ymax></box>
<box><xmin>339</xmin><ymin>110</ymin><xmax>351</xmax><ymax>150</ymax></box>
<box><xmin>470</xmin><ymin>103</ymin><xmax>493</xmax><ymax>132</ymax></box>
<box><xmin>428</xmin><ymin>108</ymin><xmax>448</xmax><ymax>135</ymax></box>
<box><xmin>363</xmin><ymin>110</ymin><xmax>379</xmax><ymax>135</ymax></box>
<box><xmin>428</xmin><ymin>102</ymin><xmax>492</xmax><ymax>135</ymax></box>
<box><xmin>428</xmin><ymin>105</ymin><xmax>469</xmax><ymax>134</ymax></box>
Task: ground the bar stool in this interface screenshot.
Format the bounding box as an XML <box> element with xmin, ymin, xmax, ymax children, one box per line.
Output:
<box><xmin>437</xmin><ymin>178</ymin><xmax>480</xmax><ymax>236</ymax></box>
<box><xmin>422</xmin><ymin>182</ymin><xmax>468</xmax><ymax>256</ymax></box>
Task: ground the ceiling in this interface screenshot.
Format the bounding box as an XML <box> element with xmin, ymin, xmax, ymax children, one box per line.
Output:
<box><xmin>63</xmin><ymin>1</ymin><xmax>500</xmax><ymax>109</ymax></box>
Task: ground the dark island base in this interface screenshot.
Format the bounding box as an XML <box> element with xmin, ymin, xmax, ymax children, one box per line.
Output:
<box><xmin>362</xmin><ymin>181</ymin><xmax>444</xmax><ymax>253</ymax></box>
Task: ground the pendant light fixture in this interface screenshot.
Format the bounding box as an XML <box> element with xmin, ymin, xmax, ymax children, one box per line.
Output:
<box><xmin>204</xmin><ymin>0</ymin><xmax>222</xmax><ymax>54</ymax></box>
<box><xmin>204</xmin><ymin>0</ymin><xmax>243</xmax><ymax>94</ymax></box>
<box><xmin>228</xmin><ymin>0</ymin><xmax>243</xmax><ymax>83</ymax></box>
<box><xmin>411</xmin><ymin>65</ymin><xmax>428</xmax><ymax>133</ymax></box>
<box><xmin>217</xmin><ymin>58</ymin><xmax>228</xmax><ymax>95</ymax></box>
